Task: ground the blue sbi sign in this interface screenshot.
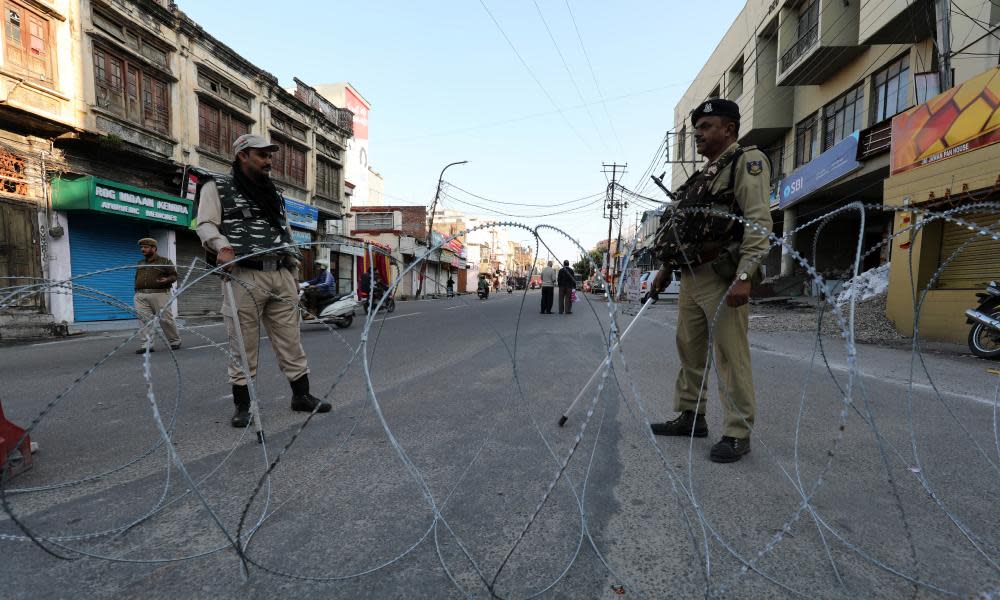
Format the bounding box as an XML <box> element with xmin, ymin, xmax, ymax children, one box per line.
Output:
<box><xmin>779</xmin><ymin>131</ymin><xmax>862</xmax><ymax>210</ymax></box>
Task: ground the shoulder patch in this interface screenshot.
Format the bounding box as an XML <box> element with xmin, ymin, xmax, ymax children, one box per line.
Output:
<box><xmin>746</xmin><ymin>160</ymin><xmax>763</xmax><ymax>176</ymax></box>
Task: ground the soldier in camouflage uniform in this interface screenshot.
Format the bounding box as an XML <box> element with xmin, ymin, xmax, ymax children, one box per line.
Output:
<box><xmin>196</xmin><ymin>134</ymin><xmax>331</xmax><ymax>428</ymax></box>
<box><xmin>649</xmin><ymin>99</ymin><xmax>772</xmax><ymax>463</ymax></box>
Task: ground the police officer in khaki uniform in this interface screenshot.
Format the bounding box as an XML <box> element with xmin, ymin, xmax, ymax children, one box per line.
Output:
<box><xmin>196</xmin><ymin>134</ymin><xmax>331</xmax><ymax>427</ymax></box>
<box><xmin>134</xmin><ymin>237</ymin><xmax>181</xmax><ymax>353</ymax></box>
<box><xmin>649</xmin><ymin>99</ymin><xmax>772</xmax><ymax>463</ymax></box>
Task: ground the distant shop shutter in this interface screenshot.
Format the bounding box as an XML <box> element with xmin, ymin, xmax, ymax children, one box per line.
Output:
<box><xmin>69</xmin><ymin>213</ymin><xmax>146</xmax><ymax>321</ymax></box>
<box><xmin>937</xmin><ymin>211</ymin><xmax>1000</xmax><ymax>290</ymax></box>
<box><xmin>174</xmin><ymin>232</ymin><xmax>221</xmax><ymax>317</ymax></box>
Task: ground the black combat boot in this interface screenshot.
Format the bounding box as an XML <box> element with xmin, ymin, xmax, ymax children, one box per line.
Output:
<box><xmin>231</xmin><ymin>384</ymin><xmax>252</xmax><ymax>428</ymax></box>
<box><xmin>650</xmin><ymin>411</ymin><xmax>708</xmax><ymax>437</ymax></box>
<box><xmin>289</xmin><ymin>375</ymin><xmax>332</xmax><ymax>413</ymax></box>
<box><xmin>709</xmin><ymin>436</ymin><xmax>751</xmax><ymax>463</ymax></box>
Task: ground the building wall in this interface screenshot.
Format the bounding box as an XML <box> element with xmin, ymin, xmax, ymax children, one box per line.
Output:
<box><xmin>314</xmin><ymin>83</ymin><xmax>370</xmax><ymax>208</ymax></box>
<box><xmin>671</xmin><ymin>0</ymin><xmax>995</xmax><ymax>190</ymax></box>
<box><xmin>0</xmin><ymin>0</ymin><xmax>357</xmax><ymax>329</ymax></box>
<box><xmin>883</xmin><ymin>142</ymin><xmax>1000</xmax><ymax>342</ymax></box>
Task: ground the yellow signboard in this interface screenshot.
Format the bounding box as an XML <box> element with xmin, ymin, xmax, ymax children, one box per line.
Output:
<box><xmin>890</xmin><ymin>67</ymin><xmax>1000</xmax><ymax>175</ymax></box>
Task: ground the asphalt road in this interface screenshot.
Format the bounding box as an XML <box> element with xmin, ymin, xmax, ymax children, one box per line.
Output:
<box><xmin>1</xmin><ymin>289</ymin><xmax>999</xmax><ymax>599</ymax></box>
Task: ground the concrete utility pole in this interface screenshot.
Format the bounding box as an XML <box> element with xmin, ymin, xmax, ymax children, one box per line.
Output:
<box><xmin>418</xmin><ymin>160</ymin><xmax>467</xmax><ymax>299</ymax></box>
<box><xmin>602</xmin><ymin>163</ymin><xmax>627</xmax><ymax>292</ymax></box>
<box><xmin>935</xmin><ymin>0</ymin><xmax>953</xmax><ymax>90</ymax></box>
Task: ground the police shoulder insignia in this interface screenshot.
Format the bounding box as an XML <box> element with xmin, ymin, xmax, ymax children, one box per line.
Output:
<box><xmin>746</xmin><ymin>160</ymin><xmax>763</xmax><ymax>176</ymax></box>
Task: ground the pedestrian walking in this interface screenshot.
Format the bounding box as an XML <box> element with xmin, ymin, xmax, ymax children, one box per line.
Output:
<box><xmin>540</xmin><ymin>260</ymin><xmax>557</xmax><ymax>314</ymax></box>
<box><xmin>196</xmin><ymin>133</ymin><xmax>331</xmax><ymax>428</ymax></box>
<box><xmin>557</xmin><ymin>260</ymin><xmax>575</xmax><ymax>315</ymax></box>
<box><xmin>133</xmin><ymin>237</ymin><xmax>181</xmax><ymax>353</ymax></box>
<box><xmin>648</xmin><ymin>99</ymin><xmax>772</xmax><ymax>463</ymax></box>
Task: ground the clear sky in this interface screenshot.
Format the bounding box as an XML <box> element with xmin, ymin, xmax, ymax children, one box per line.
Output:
<box><xmin>180</xmin><ymin>0</ymin><xmax>745</xmax><ymax>262</ymax></box>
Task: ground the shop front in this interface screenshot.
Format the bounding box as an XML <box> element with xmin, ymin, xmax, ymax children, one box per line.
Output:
<box><xmin>284</xmin><ymin>197</ymin><xmax>319</xmax><ymax>281</ymax></box>
<box><xmin>884</xmin><ymin>66</ymin><xmax>1000</xmax><ymax>342</ymax></box>
<box><xmin>51</xmin><ymin>176</ymin><xmax>192</xmax><ymax>323</ymax></box>
<box><xmin>774</xmin><ymin>131</ymin><xmax>892</xmax><ymax>288</ymax></box>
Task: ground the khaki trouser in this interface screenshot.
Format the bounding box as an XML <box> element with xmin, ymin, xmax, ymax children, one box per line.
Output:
<box><xmin>222</xmin><ymin>266</ymin><xmax>309</xmax><ymax>386</ymax></box>
<box><xmin>673</xmin><ymin>262</ymin><xmax>755</xmax><ymax>438</ymax></box>
<box><xmin>134</xmin><ymin>291</ymin><xmax>181</xmax><ymax>347</ymax></box>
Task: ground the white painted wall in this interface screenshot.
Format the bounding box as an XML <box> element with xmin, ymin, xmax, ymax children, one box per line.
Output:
<box><xmin>47</xmin><ymin>212</ymin><xmax>73</xmax><ymax>323</ymax></box>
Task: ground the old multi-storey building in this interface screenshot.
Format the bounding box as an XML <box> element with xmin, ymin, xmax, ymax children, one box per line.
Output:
<box><xmin>671</xmin><ymin>0</ymin><xmax>999</xmax><ymax>341</ymax></box>
<box><xmin>1</xmin><ymin>0</ymin><xmax>355</xmax><ymax>334</ymax></box>
<box><xmin>0</xmin><ymin>0</ymin><xmax>82</xmax><ymax>337</ymax></box>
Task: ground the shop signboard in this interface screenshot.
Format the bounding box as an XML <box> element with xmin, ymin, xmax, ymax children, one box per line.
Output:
<box><xmin>890</xmin><ymin>66</ymin><xmax>1000</xmax><ymax>175</ymax></box>
<box><xmin>284</xmin><ymin>198</ymin><xmax>319</xmax><ymax>231</ymax></box>
<box><xmin>290</xmin><ymin>229</ymin><xmax>312</xmax><ymax>247</ymax></box>
<box><xmin>779</xmin><ymin>131</ymin><xmax>862</xmax><ymax>209</ymax></box>
<box><xmin>52</xmin><ymin>176</ymin><xmax>192</xmax><ymax>227</ymax></box>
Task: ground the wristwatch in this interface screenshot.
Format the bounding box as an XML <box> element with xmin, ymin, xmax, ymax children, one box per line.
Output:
<box><xmin>737</xmin><ymin>272</ymin><xmax>749</xmax><ymax>282</ymax></box>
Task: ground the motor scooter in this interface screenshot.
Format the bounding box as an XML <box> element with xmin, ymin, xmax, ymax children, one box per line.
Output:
<box><xmin>299</xmin><ymin>284</ymin><xmax>355</xmax><ymax>328</ymax></box>
<box><xmin>365</xmin><ymin>285</ymin><xmax>396</xmax><ymax>314</ymax></box>
<box><xmin>966</xmin><ymin>280</ymin><xmax>1000</xmax><ymax>358</ymax></box>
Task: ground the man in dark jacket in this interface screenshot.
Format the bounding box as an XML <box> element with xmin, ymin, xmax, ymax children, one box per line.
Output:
<box><xmin>557</xmin><ymin>260</ymin><xmax>575</xmax><ymax>315</ymax></box>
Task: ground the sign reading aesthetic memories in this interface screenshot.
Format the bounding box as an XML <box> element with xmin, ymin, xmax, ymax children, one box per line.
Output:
<box><xmin>52</xmin><ymin>176</ymin><xmax>193</xmax><ymax>227</ymax></box>
<box><xmin>779</xmin><ymin>131</ymin><xmax>862</xmax><ymax>209</ymax></box>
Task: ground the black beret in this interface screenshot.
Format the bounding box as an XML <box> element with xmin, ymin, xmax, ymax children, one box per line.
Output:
<box><xmin>691</xmin><ymin>98</ymin><xmax>740</xmax><ymax>126</ymax></box>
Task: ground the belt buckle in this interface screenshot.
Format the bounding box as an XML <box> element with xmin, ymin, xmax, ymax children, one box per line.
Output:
<box><xmin>262</xmin><ymin>258</ymin><xmax>278</xmax><ymax>272</ymax></box>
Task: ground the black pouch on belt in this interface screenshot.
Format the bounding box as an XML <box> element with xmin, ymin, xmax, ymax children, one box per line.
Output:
<box><xmin>710</xmin><ymin>247</ymin><xmax>738</xmax><ymax>282</ymax></box>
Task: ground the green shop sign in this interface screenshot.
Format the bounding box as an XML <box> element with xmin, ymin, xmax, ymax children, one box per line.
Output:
<box><xmin>52</xmin><ymin>176</ymin><xmax>193</xmax><ymax>227</ymax></box>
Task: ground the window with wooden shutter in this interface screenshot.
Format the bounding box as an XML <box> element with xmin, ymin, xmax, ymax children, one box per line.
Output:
<box><xmin>94</xmin><ymin>43</ymin><xmax>170</xmax><ymax>134</ymax></box>
<box><xmin>316</xmin><ymin>158</ymin><xmax>340</xmax><ymax>200</ymax></box>
<box><xmin>271</xmin><ymin>137</ymin><xmax>307</xmax><ymax>187</ymax></box>
<box><xmin>3</xmin><ymin>1</ymin><xmax>55</xmax><ymax>84</ymax></box>
<box><xmin>198</xmin><ymin>100</ymin><xmax>249</xmax><ymax>158</ymax></box>
<box><xmin>126</xmin><ymin>65</ymin><xmax>140</xmax><ymax>123</ymax></box>
<box><xmin>199</xmin><ymin>101</ymin><xmax>220</xmax><ymax>152</ymax></box>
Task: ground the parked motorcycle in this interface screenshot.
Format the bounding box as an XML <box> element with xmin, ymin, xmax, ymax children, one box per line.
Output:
<box><xmin>966</xmin><ymin>280</ymin><xmax>1000</xmax><ymax>358</ymax></box>
<box><xmin>366</xmin><ymin>285</ymin><xmax>396</xmax><ymax>314</ymax></box>
<box><xmin>299</xmin><ymin>284</ymin><xmax>355</xmax><ymax>328</ymax></box>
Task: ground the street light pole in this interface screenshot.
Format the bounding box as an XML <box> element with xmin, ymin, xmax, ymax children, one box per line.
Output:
<box><xmin>418</xmin><ymin>160</ymin><xmax>468</xmax><ymax>299</ymax></box>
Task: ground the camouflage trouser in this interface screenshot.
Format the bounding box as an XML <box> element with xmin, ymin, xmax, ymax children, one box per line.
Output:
<box><xmin>672</xmin><ymin>262</ymin><xmax>755</xmax><ymax>438</ymax></box>
<box><xmin>222</xmin><ymin>266</ymin><xmax>309</xmax><ymax>386</ymax></box>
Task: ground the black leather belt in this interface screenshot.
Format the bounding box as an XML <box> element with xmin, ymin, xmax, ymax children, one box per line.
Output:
<box><xmin>238</xmin><ymin>257</ymin><xmax>284</xmax><ymax>272</ymax></box>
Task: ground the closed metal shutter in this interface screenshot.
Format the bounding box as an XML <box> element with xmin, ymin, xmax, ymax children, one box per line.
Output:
<box><xmin>937</xmin><ymin>211</ymin><xmax>1000</xmax><ymax>290</ymax></box>
<box><xmin>69</xmin><ymin>214</ymin><xmax>146</xmax><ymax>321</ymax></box>
<box><xmin>174</xmin><ymin>232</ymin><xmax>221</xmax><ymax>317</ymax></box>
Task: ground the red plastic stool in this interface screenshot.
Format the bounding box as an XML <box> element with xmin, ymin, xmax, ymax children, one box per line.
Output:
<box><xmin>0</xmin><ymin>398</ymin><xmax>32</xmax><ymax>481</ymax></box>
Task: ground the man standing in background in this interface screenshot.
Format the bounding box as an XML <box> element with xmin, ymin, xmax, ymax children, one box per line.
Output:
<box><xmin>540</xmin><ymin>260</ymin><xmax>557</xmax><ymax>314</ymax></box>
<box><xmin>134</xmin><ymin>238</ymin><xmax>181</xmax><ymax>354</ymax></box>
<box><xmin>557</xmin><ymin>260</ymin><xmax>575</xmax><ymax>315</ymax></box>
